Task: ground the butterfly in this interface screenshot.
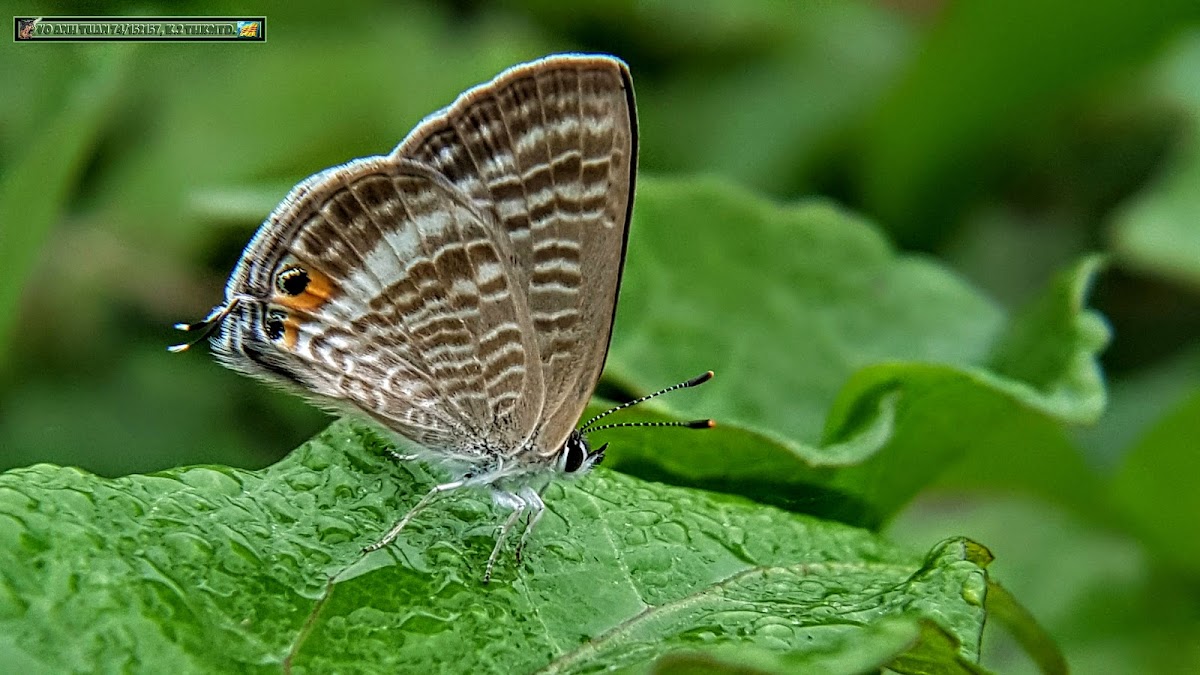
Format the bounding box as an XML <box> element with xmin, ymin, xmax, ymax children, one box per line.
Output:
<box><xmin>172</xmin><ymin>54</ymin><xmax>712</xmax><ymax>581</ymax></box>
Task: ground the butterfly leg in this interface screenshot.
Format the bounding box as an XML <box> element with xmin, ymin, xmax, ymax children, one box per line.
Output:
<box><xmin>384</xmin><ymin>449</ymin><xmax>419</xmax><ymax>463</ymax></box>
<box><xmin>483</xmin><ymin>490</ymin><xmax>527</xmax><ymax>584</ymax></box>
<box><xmin>363</xmin><ymin>479</ymin><xmax>467</xmax><ymax>553</ymax></box>
<box><xmin>514</xmin><ymin>485</ymin><xmax>547</xmax><ymax>565</ymax></box>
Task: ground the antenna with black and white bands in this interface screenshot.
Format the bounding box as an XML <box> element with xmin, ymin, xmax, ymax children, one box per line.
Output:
<box><xmin>579</xmin><ymin>370</ymin><xmax>715</xmax><ymax>435</ymax></box>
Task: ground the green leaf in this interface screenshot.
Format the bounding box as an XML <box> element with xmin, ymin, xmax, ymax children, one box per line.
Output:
<box><xmin>1110</xmin><ymin>388</ymin><xmax>1200</xmax><ymax>573</ymax></box>
<box><xmin>884</xmin><ymin>619</ymin><xmax>994</xmax><ymax>675</ymax></box>
<box><xmin>858</xmin><ymin>0</ymin><xmax>1200</xmax><ymax>247</ymax></box>
<box><xmin>0</xmin><ymin>348</ymin><xmax>326</xmax><ymax>475</ymax></box>
<box><xmin>986</xmin><ymin>256</ymin><xmax>1109</xmax><ymax>417</ymax></box>
<box><xmin>1075</xmin><ymin>344</ymin><xmax>1200</xmax><ymax>467</ymax></box>
<box><xmin>890</xmin><ymin>492</ymin><xmax>1187</xmax><ymax>673</ymax></box>
<box><xmin>637</xmin><ymin>1</ymin><xmax>912</xmax><ymax>195</ymax></box>
<box><xmin>0</xmin><ymin>420</ymin><xmax>996</xmax><ymax>673</ymax></box>
<box><xmin>600</xmin><ymin>177</ymin><xmax>1108</xmax><ymax>526</ymax></box>
<box><xmin>0</xmin><ymin>46</ymin><xmax>131</xmax><ymax>367</ymax></box>
<box><xmin>983</xmin><ymin>582</ymin><xmax>1068</xmax><ymax>675</ymax></box>
<box><xmin>649</xmin><ymin>614</ymin><xmax>1008</xmax><ymax>675</ymax></box>
<box><xmin>1110</xmin><ymin>31</ymin><xmax>1200</xmax><ymax>289</ymax></box>
<box><xmin>646</xmin><ymin>618</ymin><xmax>925</xmax><ymax>675</ymax></box>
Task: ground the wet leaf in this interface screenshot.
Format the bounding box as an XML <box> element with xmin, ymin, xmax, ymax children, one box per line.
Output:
<box><xmin>0</xmin><ymin>420</ymin><xmax>996</xmax><ymax>673</ymax></box>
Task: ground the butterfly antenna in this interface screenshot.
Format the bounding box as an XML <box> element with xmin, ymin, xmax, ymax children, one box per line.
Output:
<box><xmin>582</xmin><ymin>418</ymin><xmax>715</xmax><ymax>433</ymax></box>
<box><xmin>167</xmin><ymin>298</ymin><xmax>240</xmax><ymax>353</ymax></box>
<box><xmin>579</xmin><ymin>370</ymin><xmax>715</xmax><ymax>432</ymax></box>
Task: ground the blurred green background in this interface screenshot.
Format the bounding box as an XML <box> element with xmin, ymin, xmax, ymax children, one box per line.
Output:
<box><xmin>3</xmin><ymin>0</ymin><xmax>1200</xmax><ymax>672</ymax></box>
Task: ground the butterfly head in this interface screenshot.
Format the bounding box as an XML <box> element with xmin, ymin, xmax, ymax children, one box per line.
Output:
<box><xmin>560</xmin><ymin>371</ymin><xmax>717</xmax><ymax>476</ymax></box>
<box><xmin>170</xmin><ymin>292</ymin><xmax>312</xmax><ymax>390</ymax></box>
<box><xmin>556</xmin><ymin>431</ymin><xmax>607</xmax><ymax>475</ymax></box>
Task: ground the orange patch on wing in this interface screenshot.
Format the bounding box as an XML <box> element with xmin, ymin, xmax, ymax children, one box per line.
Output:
<box><xmin>282</xmin><ymin>317</ymin><xmax>300</xmax><ymax>350</ymax></box>
<box><xmin>274</xmin><ymin>266</ymin><xmax>337</xmax><ymax>312</ymax></box>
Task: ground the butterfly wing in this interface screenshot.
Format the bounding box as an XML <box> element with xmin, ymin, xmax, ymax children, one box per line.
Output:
<box><xmin>215</xmin><ymin>156</ymin><xmax>546</xmax><ymax>461</ymax></box>
<box><xmin>393</xmin><ymin>54</ymin><xmax>637</xmax><ymax>458</ymax></box>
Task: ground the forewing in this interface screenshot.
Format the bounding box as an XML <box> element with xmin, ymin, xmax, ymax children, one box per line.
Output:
<box><xmin>215</xmin><ymin>157</ymin><xmax>545</xmax><ymax>457</ymax></box>
<box><xmin>394</xmin><ymin>54</ymin><xmax>637</xmax><ymax>456</ymax></box>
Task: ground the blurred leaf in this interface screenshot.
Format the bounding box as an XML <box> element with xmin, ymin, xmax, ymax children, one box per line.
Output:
<box><xmin>1110</xmin><ymin>389</ymin><xmax>1200</xmax><ymax>573</ymax></box>
<box><xmin>92</xmin><ymin>4</ymin><xmax>555</xmax><ymax>259</ymax></box>
<box><xmin>926</xmin><ymin>258</ymin><xmax>1113</xmax><ymax>509</ymax></box>
<box><xmin>890</xmin><ymin>493</ymin><xmax>1200</xmax><ymax>674</ymax></box>
<box><xmin>1110</xmin><ymin>30</ymin><xmax>1200</xmax><ymax>289</ymax></box>
<box><xmin>1109</xmin><ymin>139</ymin><xmax>1200</xmax><ymax>288</ymax></box>
<box><xmin>0</xmin><ymin>420</ymin><xmax>999</xmax><ymax>672</ymax></box>
<box><xmin>0</xmin><ymin>346</ymin><xmax>327</xmax><ymax>475</ymax></box>
<box><xmin>984</xmin><ymin>582</ymin><xmax>1068</xmax><ymax>675</ymax></box>
<box><xmin>861</xmin><ymin>0</ymin><xmax>1200</xmax><ymax>248</ymax></box>
<box><xmin>0</xmin><ymin>46</ymin><xmax>131</xmax><ymax>367</ymax></box>
<box><xmin>513</xmin><ymin>0</ymin><xmax>800</xmax><ymax>57</ymax></box>
<box><xmin>611</xmin><ymin>176</ymin><xmax>1003</xmax><ymax>436</ymax></box>
<box><xmin>985</xmin><ymin>256</ymin><xmax>1109</xmax><ymax>419</ymax></box>
<box><xmin>638</xmin><ymin>1</ymin><xmax>912</xmax><ymax>194</ymax></box>
<box><xmin>601</xmin><ymin>178</ymin><xmax>1107</xmax><ymax>526</ymax></box>
<box><xmin>1075</xmin><ymin>344</ymin><xmax>1200</xmax><ymax>468</ymax></box>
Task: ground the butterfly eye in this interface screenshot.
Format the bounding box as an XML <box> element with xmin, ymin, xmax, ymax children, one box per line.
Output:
<box><xmin>264</xmin><ymin>310</ymin><xmax>287</xmax><ymax>341</ymax></box>
<box><xmin>276</xmin><ymin>266</ymin><xmax>310</xmax><ymax>296</ymax></box>
<box><xmin>562</xmin><ymin>435</ymin><xmax>588</xmax><ymax>473</ymax></box>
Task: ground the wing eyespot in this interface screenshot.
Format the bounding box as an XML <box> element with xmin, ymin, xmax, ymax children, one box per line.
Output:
<box><xmin>265</xmin><ymin>310</ymin><xmax>287</xmax><ymax>341</ymax></box>
<box><xmin>276</xmin><ymin>266</ymin><xmax>310</xmax><ymax>296</ymax></box>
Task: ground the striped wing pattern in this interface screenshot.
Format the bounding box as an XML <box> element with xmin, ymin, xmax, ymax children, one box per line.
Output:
<box><xmin>396</xmin><ymin>55</ymin><xmax>636</xmax><ymax>457</ymax></box>
<box><xmin>216</xmin><ymin>54</ymin><xmax>635</xmax><ymax>467</ymax></box>
<box><xmin>219</xmin><ymin>158</ymin><xmax>545</xmax><ymax>458</ymax></box>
